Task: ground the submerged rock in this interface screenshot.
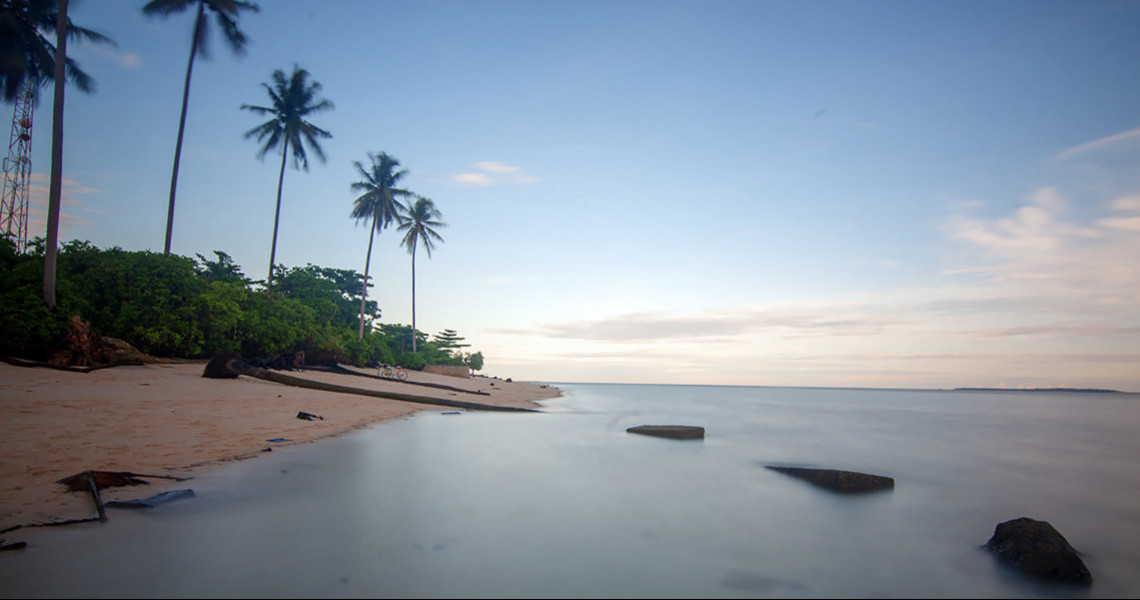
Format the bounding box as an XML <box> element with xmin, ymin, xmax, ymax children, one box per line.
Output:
<box><xmin>984</xmin><ymin>517</ymin><xmax>1093</xmax><ymax>585</ymax></box>
<box><xmin>626</xmin><ymin>425</ymin><xmax>706</xmax><ymax>440</ymax></box>
<box><xmin>765</xmin><ymin>466</ymin><xmax>894</xmax><ymax>494</ymax></box>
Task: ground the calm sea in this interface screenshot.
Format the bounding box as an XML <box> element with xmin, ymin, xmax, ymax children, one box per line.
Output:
<box><xmin>2</xmin><ymin>383</ymin><xmax>1138</xmax><ymax>598</ymax></box>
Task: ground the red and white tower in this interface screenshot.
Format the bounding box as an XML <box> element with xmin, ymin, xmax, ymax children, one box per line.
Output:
<box><xmin>1</xmin><ymin>83</ymin><xmax>35</xmax><ymax>253</ymax></box>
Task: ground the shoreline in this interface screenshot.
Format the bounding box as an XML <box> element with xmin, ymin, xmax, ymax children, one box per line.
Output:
<box><xmin>0</xmin><ymin>362</ymin><xmax>561</xmax><ymax>531</ymax></box>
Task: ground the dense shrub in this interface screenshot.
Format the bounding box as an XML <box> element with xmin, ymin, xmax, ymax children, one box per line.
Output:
<box><xmin>0</xmin><ymin>240</ymin><xmax>483</xmax><ymax>371</ymax></box>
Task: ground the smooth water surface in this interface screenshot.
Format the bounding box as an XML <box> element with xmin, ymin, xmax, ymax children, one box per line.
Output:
<box><xmin>2</xmin><ymin>384</ymin><xmax>1138</xmax><ymax>598</ymax></box>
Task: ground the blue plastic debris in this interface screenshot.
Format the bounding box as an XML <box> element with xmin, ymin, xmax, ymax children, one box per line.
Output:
<box><xmin>105</xmin><ymin>489</ymin><xmax>196</xmax><ymax>509</ymax></box>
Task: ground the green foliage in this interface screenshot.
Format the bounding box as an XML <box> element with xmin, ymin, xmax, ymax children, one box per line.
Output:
<box><xmin>431</xmin><ymin>328</ymin><xmax>469</xmax><ymax>352</ymax></box>
<box><xmin>198</xmin><ymin>280</ymin><xmax>244</xmax><ymax>353</ymax></box>
<box><xmin>465</xmin><ymin>351</ymin><xmax>484</xmax><ymax>372</ymax></box>
<box><xmin>196</xmin><ymin>251</ymin><xmax>249</xmax><ymax>285</ymax></box>
<box><xmin>275</xmin><ymin>263</ymin><xmax>372</xmax><ymax>331</ymax></box>
<box><xmin>57</xmin><ymin>241</ymin><xmax>207</xmax><ymax>356</ymax></box>
<box><xmin>399</xmin><ymin>352</ymin><xmax>426</xmax><ymax>370</ymax></box>
<box><xmin>0</xmin><ymin>240</ymin><xmax>483</xmax><ymax>371</ymax></box>
<box><xmin>0</xmin><ymin>238</ymin><xmax>69</xmax><ymax>347</ymax></box>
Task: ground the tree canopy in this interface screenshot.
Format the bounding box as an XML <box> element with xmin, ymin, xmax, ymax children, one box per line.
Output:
<box><xmin>0</xmin><ymin>238</ymin><xmax>484</xmax><ymax>372</ymax></box>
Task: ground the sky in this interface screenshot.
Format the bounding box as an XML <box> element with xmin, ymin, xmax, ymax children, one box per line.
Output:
<box><xmin>8</xmin><ymin>0</ymin><xmax>1140</xmax><ymax>391</ymax></box>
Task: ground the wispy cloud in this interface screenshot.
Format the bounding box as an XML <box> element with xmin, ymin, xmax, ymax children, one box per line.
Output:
<box><xmin>78</xmin><ymin>45</ymin><xmax>142</xmax><ymax>69</ymax></box>
<box><xmin>1098</xmin><ymin>195</ymin><xmax>1140</xmax><ymax>232</ymax></box>
<box><xmin>451</xmin><ymin>161</ymin><xmax>538</xmax><ymax>187</ymax></box>
<box><xmin>451</xmin><ymin>172</ymin><xmax>492</xmax><ymax>187</ymax></box>
<box><xmin>25</xmin><ymin>173</ymin><xmax>102</xmax><ymax>234</ymax></box>
<box><xmin>504</xmin><ymin>307</ymin><xmax>905</xmax><ymax>343</ymax></box>
<box><xmin>944</xmin><ymin>187</ymin><xmax>1140</xmax><ymax>306</ymax></box>
<box><xmin>475</xmin><ymin>161</ymin><xmax>520</xmax><ymax>174</ymax></box>
<box><xmin>1054</xmin><ymin>126</ymin><xmax>1140</xmax><ymax>161</ymax></box>
<box><xmin>488</xmin><ymin>182</ymin><xmax>1140</xmax><ymax>389</ymax></box>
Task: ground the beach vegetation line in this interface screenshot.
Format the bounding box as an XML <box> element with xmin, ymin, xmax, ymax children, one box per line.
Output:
<box><xmin>0</xmin><ymin>237</ymin><xmax>482</xmax><ymax>372</ymax></box>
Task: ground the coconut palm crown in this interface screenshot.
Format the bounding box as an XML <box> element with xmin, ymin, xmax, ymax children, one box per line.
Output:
<box><xmin>0</xmin><ymin>0</ymin><xmax>115</xmax><ymax>103</ymax></box>
<box><xmin>350</xmin><ymin>151</ymin><xmax>412</xmax><ymax>339</ymax></box>
<box><xmin>241</xmin><ymin>64</ymin><xmax>333</xmax><ymax>287</ymax></box>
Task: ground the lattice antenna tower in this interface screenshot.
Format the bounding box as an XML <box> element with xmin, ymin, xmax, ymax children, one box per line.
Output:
<box><xmin>1</xmin><ymin>82</ymin><xmax>36</xmax><ymax>253</ymax></box>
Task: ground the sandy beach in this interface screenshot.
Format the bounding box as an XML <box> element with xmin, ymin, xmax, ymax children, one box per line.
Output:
<box><xmin>0</xmin><ymin>361</ymin><xmax>560</xmax><ymax>531</ymax></box>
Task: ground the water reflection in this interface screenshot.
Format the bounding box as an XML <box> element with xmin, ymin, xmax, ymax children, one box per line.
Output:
<box><xmin>1</xmin><ymin>385</ymin><xmax>1136</xmax><ymax>598</ymax></box>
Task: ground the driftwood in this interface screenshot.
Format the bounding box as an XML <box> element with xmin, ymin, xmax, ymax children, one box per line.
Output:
<box><xmin>26</xmin><ymin>517</ymin><xmax>103</xmax><ymax>529</ymax></box>
<box><xmin>1</xmin><ymin>336</ymin><xmax>153</xmax><ymax>373</ymax></box>
<box><xmin>57</xmin><ymin>470</ymin><xmax>189</xmax><ymax>491</ymax></box>
<box><xmin>309</xmin><ymin>364</ymin><xmax>491</xmax><ymax>396</ymax></box>
<box><xmin>0</xmin><ymin>355</ymin><xmax>112</xmax><ymax>373</ymax></box>
<box><xmin>88</xmin><ymin>474</ymin><xmax>107</xmax><ymax>522</ymax></box>
<box><xmin>212</xmin><ymin>357</ymin><xmax>539</xmax><ymax>413</ymax></box>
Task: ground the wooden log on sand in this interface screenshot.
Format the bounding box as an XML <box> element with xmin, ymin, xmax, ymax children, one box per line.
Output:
<box><xmin>208</xmin><ymin>356</ymin><xmax>539</xmax><ymax>413</ymax></box>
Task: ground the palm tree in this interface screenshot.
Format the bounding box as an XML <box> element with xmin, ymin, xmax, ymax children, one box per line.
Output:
<box><xmin>0</xmin><ymin>0</ymin><xmax>112</xmax><ymax>104</ymax></box>
<box><xmin>397</xmin><ymin>196</ymin><xmax>445</xmax><ymax>352</ymax></box>
<box><xmin>0</xmin><ymin>0</ymin><xmax>113</xmax><ymax>308</ymax></box>
<box><xmin>142</xmin><ymin>0</ymin><xmax>260</xmax><ymax>256</ymax></box>
<box><xmin>241</xmin><ymin>64</ymin><xmax>333</xmax><ymax>288</ymax></box>
<box><xmin>349</xmin><ymin>151</ymin><xmax>411</xmax><ymax>340</ymax></box>
<box><xmin>41</xmin><ymin>0</ymin><xmax>68</xmax><ymax>308</ymax></box>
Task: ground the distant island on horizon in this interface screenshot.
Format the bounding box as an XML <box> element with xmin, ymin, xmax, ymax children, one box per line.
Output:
<box><xmin>952</xmin><ymin>387</ymin><xmax>1121</xmax><ymax>393</ymax></box>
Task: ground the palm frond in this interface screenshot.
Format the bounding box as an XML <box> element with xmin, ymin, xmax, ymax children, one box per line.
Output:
<box><xmin>398</xmin><ymin>197</ymin><xmax>447</xmax><ymax>258</ymax></box>
<box><xmin>214</xmin><ymin>11</ymin><xmax>248</xmax><ymax>55</ymax></box>
<box><xmin>0</xmin><ymin>0</ymin><xmax>114</xmax><ymax>101</ymax></box>
<box><xmin>193</xmin><ymin>6</ymin><xmax>212</xmax><ymax>60</ymax></box>
<box><xmin>242</xmin><ymin>64</ymin><xmax>333</xmax><ymax>169</ymax></box>
<box><xmin>348</xmin><ymin>151</ymin><xmax>414</xmax><ymax>234</ymax></box>
<box><xmin>142</xmin><ymin>0</ymin><xmax>199</xmax><ymax>18</ymax></box>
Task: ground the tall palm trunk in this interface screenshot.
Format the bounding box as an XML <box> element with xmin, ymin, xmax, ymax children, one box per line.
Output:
<box><xmin>410</xmin><ymin>243</ymin><xmax>417</xmax><ymax>352</ymax></box>
<box><xmin>163</xmin><ymin>1</ymin><xmax>205</xmax><ymax>255</ymax></box>
<box><xmin>266</xmin><ymin>136</ymin><xmax>289</xmax><ymax>288</ymax></box>
<box><xmin>357</xmin><ymin>213</ymin><xmax>376</xmax><ymax>340</ymax></box>
<box><xmin>43</xmin><ymin>0</ymin><xmax>69</xmax><ymax>308</ymax></box>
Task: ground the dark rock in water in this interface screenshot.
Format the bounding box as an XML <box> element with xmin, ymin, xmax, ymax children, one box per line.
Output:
<box><xmin>627</xmin><ymin>425</ymin><xmax>705</xmax><ymax>440</ymax></box>
<box><xmin>984</xmin><ymin>517</ymin><xmax>1093</xmax><ymax>585</ymax></box>
<box><xmin>765</xmin><ymin>466</ymin><xmax>894</xmax><ymax>494</ymax></box>
<box><xmin>203</xmin><ymin>352</ymin><xmax>242</xmax><ymax>379</ymax></box>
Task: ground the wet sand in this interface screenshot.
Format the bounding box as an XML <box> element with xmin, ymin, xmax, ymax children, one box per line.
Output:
<box><xmin>0</xmin><ymin>362</ymin><xmax>560</xmax><ymax>530</ymax></box>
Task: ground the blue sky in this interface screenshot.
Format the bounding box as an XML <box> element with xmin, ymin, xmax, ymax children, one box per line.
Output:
<box><xmin>14</xmin><ymin>0</ymin><xmax>1140</xmax><ymax>390</ymax></box>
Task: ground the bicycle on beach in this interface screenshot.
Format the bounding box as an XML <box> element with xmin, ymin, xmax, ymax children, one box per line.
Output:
<box><xmin>377</xmin><ymin>363</ymin><xmax>408</xmax><ymax>381</ymax></box>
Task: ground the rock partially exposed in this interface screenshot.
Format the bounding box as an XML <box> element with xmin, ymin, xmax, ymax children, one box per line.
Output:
<box><xmin>202</xmin><ymin>352</ymin><xmax>242</xmax><ymax>379</ymax></box>
<box><xmin>984</xmin><ymin>517</ymin><xmax>1093</xmax><ymax>585</ymax></box>
<box><xmin>765</xmin><ymin>466</ymin><xmax>894</xmax><ymax>494</ymax></box>
<box><xmin>626</xmin><ymin>425</ymin><xmax>706</xmax><ymax>440</ymax></box>
<box><xmin>98</xmin><ymin>337</ymin><xmax>150</xmax><ymax>366</ymax></box>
